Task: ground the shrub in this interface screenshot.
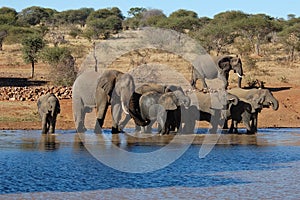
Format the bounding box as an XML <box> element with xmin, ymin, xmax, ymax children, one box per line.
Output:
<box><xmin>40</xmin><ymin>46</ymin><xmax>77</xmax><ymax>86</ymax></box>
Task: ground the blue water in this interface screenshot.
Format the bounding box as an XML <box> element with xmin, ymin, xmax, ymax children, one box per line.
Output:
<box><xmin>1</xmin><ymin>128</ymin><xmax>300</xmax><ymax>195</ymax></box>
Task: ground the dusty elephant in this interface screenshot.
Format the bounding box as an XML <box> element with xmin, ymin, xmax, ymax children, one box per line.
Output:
<box><xmin>183</xmin><ymin>89</ymin><xmax>239</xmax><ymax>133</ymax></box>
<box><xmin>94</xmin><ymin>70</ymin><xmax>135</xmax><ymax>134</ymax></box>
<box><xmin>72</xmin><ymin>70</ymin><xmax>103</xmax><ymax>132</ymax></box>
<box><xmin>72</xmin><ymin>70</ymin><xmax>134</xmax><ymax>132</ymax></box>
<box><xmin>191</xmin><ymin>55</ymin><xmax>243</xmax><ymax>89</ymax></box>
<box><xmin>224</xmin><ymin>97</ymin><xmax>261</xmax><ymax>134</ymax></box>
<box><xmin>37</xmin><ymin>93</ymin><xmax>60</xmax><ymax>134</ymax></box>
<box><xmin>227</xmin><ymin>88</ymin><xmax>279</xmax><ymax>134</ymax></box>
<box><xmin>128</xmin><ymin>83</ymin><xmax>190</xmax><ymax>134</ymax></box>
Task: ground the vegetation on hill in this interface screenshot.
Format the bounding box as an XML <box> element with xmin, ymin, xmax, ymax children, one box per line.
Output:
<box><xmin>0</xmin><ymin>6</ymin><xmax>300</xmax><ymax>86</ymax></box>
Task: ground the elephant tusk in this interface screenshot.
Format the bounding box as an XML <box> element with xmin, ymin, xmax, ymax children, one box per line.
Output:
<box><xmin>121</xmin><ymin>101</ymin><xmax>129</xmax><ymax>115</ymax></box>
<box><xmin>237</xmin><ymin>73</ymin><xmax>243</xmax><ymax>78</ymax></box>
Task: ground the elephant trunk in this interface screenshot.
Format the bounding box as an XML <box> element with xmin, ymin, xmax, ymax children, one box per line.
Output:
<box><xmin>270</xmin><ymin>97</ymin><xmax>279</xmax><ymax>111</ymax></box>
<box><xmin>128</xmin><ymin>92</ymin><xmax>150</xmax><ymax>126</ymax></box>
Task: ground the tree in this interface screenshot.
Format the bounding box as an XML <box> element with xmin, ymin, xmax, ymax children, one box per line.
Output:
<box><xmin>192</xmin><ymin>11</ymin><xmax>246</xmax><ymax>54</ymax></box>
<box><xmin>17</xmin><ymin>6</ymin><xmax>51</xmax><ymax>26</ymax></box>
<box><xmin>21</xmin><ymin>35</ymin><xmax>45</xmax><ymax>78</ymax></box>
<box><xmin>169</xmin><ymin>9</ymin><xmax>198</xmax><ymax>18</ymax></box>
<box><xmin>52</xmin><ymin>8</ymin><xmax>93</xmax><ymax>26</ymax></box>
<box><xmin>85</xmin><ymin>7</ymin><xmax>124</xmax><ymax>39</ymax></box>
<box><xmin>279</xmin><ymin>23</ymin><xmax>300</xmax><ymax>61</ymax></box>
<box><xmin>0</xmin><ymin>30</ymin><xmax>8</xmax><ymax>50</ymax></box>
<box><xmin>165</xmin><ymin>9</ymin><xmax>201</xmax><ymax>32</ymax></box>
<box><xmin>124</xmin><ymin>7</ymin><xmax>147</xmax><ymax>29</ymax></box>
<box><xmin>0</xmin><ymin>7</ymin><xmax>17</xmax><ymax>25</ymax></box>
<box><xmin>127</xmin><ymin>7</ymin><xmax>146</xmax><ymax>17</ymax></box>
<box><xmin>236</xmin><ymin>14</ymin><xmax>282</xmax><ymax>55</ymax></box>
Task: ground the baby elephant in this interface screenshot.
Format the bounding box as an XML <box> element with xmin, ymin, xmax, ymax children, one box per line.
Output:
<box><xmin>37</xmin><ymin>93</ymin><xmax>60</xmax><ymax>134</ymax></box>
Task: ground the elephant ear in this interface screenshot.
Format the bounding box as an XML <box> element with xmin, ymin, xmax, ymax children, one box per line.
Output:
<box><xmin>97</xmin><ymin>75</ymin><xmax>116</xmax><ymax>96</ymax></box>
<box><xmin>158</xmin><ymin>92</ymin><xmax>177</xmax><ymax>110</ymax></box>
<box><xmin>217</xmin><ymin>56</ymin><xmax>231</xmax><ymax>70</ymax></box>
<box><xmin>247</xmin><ymin>93</ymin><xmax>264</xmax><ymax>110</ymax></box>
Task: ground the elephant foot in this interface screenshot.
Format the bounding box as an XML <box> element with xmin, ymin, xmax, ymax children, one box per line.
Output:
<box><xmin>112</xmin><ymin>127</ymin><xmax>123</xmax><ymax>134</ymax></box>
<box><xmin>94</xmin><ymin>124</ymin><xmax>102</xmax><ymax>134</ymax></box>
<box><xmin>77</xmin><ymin>125</ymin><xmax>87</xmax><ymax>133</ymax></box>
<box><xmin>246</xmin><ymin>130</ymin><xmax>255</xmax><ymax>135</ymax></box>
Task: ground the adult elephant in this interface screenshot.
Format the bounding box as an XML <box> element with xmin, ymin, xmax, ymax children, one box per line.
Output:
<box><xmin>183</xmin><ymin>89</ymin><xmax>239</xmax><ymax>133</ymax></box>
<box><xmin>128</xmin><ymin>83</ymin><xmax>191</xmax><ymax>134</ymax></box>
<box><xmin>72</xmin><ymin>70</ymin><xmax>102</xmax><ymax>132</ymax></box>
<box><xmin>94</xmin><ymin>70</ymin><xmax>135</xmax><ymax>134</ymax></box>
<box><xmin>72</xmin><ymin>69</ymin><xmax>134</xmax><ymax>133</ymax></box>
<box><xmin>37</xmin><ymin>93</ymin><xmax>60</xmax><ymax>134</ymax></box>
<box><xmin>191</xmin><ymin>55</ymin><xmax>243</xmax><ymax>89</ymax></box>
<box><xmin>227</xmin><ymin>88</ymin><xmax>279</xmax><ymax>133</ymax></box>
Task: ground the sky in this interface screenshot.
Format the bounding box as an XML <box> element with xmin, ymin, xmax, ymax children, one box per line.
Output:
<box><xmin>1</xmin><ymin>0</ymin><xmax>300</xmax><ymax>19</ymax></box>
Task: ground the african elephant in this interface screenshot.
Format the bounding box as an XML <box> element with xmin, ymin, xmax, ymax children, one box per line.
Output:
<box><xmin>227</xmin><ymin>88</ymin><xmax>279</xmax><ymax>134</ymax></box>
<box><xmin>72</xmin><ymin>70</ymin><xmax>134</xmax><ymax>133</ymax></box>
<box><xmin>224</xmin><ymin>98</ymin><xmax>261</xmax><ymax>134</ymax></box>
<box><xmin>183</xmin><ymin>89</ymin><xmax>239</xmax><ymax>133</ymax></box>
<box><xmin>94</xmin><ymin>70</ymin><xmax>135</xmax><ymax>134</ymax></box>
<box><xmin>128</xmin><ymin>83</ymin><xmax>190</xmax><ymax>134</ymax></box>
<box><xmin>191</xmin><ymin>55</ymin><xmax>243</xmax><ymax>89</ymax></box>
<box><xmin>37</xmin><ymin>93</ymin><xmax>60</xmax><ymax>134</ymax></box>
<box><xmin>72</xmin><ymin>70</ymin><xmax>102</xmax><ymax>132</ymax></box>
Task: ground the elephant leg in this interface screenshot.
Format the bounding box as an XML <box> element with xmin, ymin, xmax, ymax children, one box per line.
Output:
<box><xmin>251</xmin><ymin>113</ymin><xmax>258</xmax><ymax>133</ymax></box>
<box><xmin>143</xmin><ymin>120</ymin><xmax>155</xmax><ymax>133</ymax></box>
<box><xmin>135</xmin><ymin>125</ymin><xmax>141</xmax><ymax>133</ymax></box>
<box><xmin>49</xmin><ymin>115</ymin><xmax>57</xmax><ymax>134</ymax></box>
<box><xmin>119</xmin><ymin>114</ymin><xmax>131</xmax><ymax>130</ymax></box>
<box><xmin>223</xmin><ymin>119</ymin><xmax>229</xmax><ymax>129</ymax></box>
<box><xmin>73</xmin><ymin>98</ymin><xmax>87</xmax><ymax>133</ymax></box>
<box><xmin>111</xmin><ymin>103</ymin><xmax>123</xmax><ymax>134</ymax></box>
<box><xmin>41</xmin><ymin>114</ymin><xmax>48</xmax><ymax>134</ymax></box>
<box><xmin>157</xmin><ymin>114</ymin><xmax>167</xmax><ymax>135</ymax></box>
<box><xmin>244</xmin><ymin>121</ymin><xmax>252</xmax><ymax>134</ymax></box>
<box><xmin>209</xmin><ymin>110</ymin><xmax>222</xmax><ymax>134</ymax></box>
<box><xmin>232</xmin><ymin>120</ymin><xmax>238</xmax><ymax>134</ymax></box>
<box><xmin>95</xmin><ymin>102</ymin><xmax>108</xmax><ymax>134</ymax></box>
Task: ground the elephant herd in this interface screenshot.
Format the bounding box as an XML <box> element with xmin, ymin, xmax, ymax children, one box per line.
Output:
<box><xmin>37</xmin><ymin>55</ymin><xmax>279</xmax><ymax>135</ymax></box>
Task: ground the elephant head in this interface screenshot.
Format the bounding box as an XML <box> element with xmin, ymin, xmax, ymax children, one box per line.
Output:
<box><xmin>95</xmin><ymin>70</ymin><xmax>136</xmax><ymax>133</ymax></box>
<box><xmin>217</xmin><ymin>55</ymin><xmax>243</xmax><ymax>88</ymax></box>
<box><xmin>248</xmin><ymin>89</ymin><xmax>279</xmax><ymax>111</ymax></box>
<box><xmin>37</xmin><ymin>93</ymin><xmax>60</xmax><ymax>134</ymax></box>
<box><xmin>97</xmin><ymin>70</ymin><xmax>135</xmax><ymax>115</ymax></box>
<box><xmin>114</xmin><ymin>73</ymin><xmax>135</xmax><ymax>114</ymax></box>
<box><xmin>47</xmin><ymin>94</ymin><xmax>61</xmax><ymax>117</ymax></box>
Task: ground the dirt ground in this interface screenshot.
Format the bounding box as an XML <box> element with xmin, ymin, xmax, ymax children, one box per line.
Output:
<box><xmin>0</xmin><ymin>82</ymin><xmax>299</xmax><ymax>131</ymax></box>
<box><xmin>0</xmin><ymin>41</ymin><xmax>299</xmax><ymax>131</ymax></box>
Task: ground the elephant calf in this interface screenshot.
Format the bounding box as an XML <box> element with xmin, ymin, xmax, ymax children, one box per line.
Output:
<box><xmin>226</xmin><ymin>88</ymin><xmax>279</xmax><ymax>134</ymax></box>
<box><xmin>37</xmin><ymin>93</ymin><xmax>60</xmax><ymax>134</ymax></box>
<box><xmin>225</xmin><ymin>98</ymin><xmax>259</xmax><ymax>134</ymax></box>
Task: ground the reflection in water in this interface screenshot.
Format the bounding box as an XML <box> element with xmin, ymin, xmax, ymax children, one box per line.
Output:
<box><xmin>0</xmin><ymin>128</ymin><xmax>300</xmax><ymax>199</ymax></box>
<box><xmin>39</xmin><ymin>134</ymin><xmax>59</xmax><ymax>151</ymax></box>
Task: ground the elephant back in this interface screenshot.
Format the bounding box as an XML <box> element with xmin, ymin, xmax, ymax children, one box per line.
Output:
<box><xmin>72</xmin><ymin>70</ymin><xmax>102</xmax><ymax>107</ymax></box>
<box><xmin>135</xmin><ymin>83</ymin><xmax>166</xmax><ymax>95</ymax></box>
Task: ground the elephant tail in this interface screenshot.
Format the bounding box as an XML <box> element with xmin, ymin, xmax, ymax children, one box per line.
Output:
<box><xmin>129</xmin><ymin>92</ymin><xmax>151</xmax><ymax>126</ymax></box>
